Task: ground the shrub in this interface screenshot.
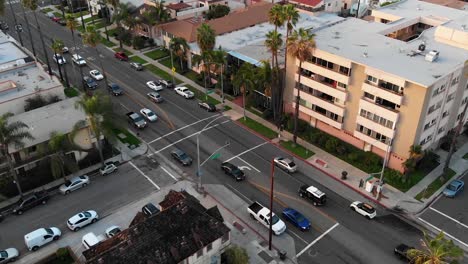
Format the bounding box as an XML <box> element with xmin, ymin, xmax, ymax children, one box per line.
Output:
<box><xmin>347</xmin><ymin>152</ymin><xmax>359</xmax><ymax>162</ymax></box>
<box><xmin>417</xmin><ymin>150</ymin><xmax>439</xmax><ymax>172</ymax></box>
<box><xmin>56</xmin><ymin>247</ymin><xmax>69</xmax><ymax>260</ymax></box>
<box><xmin>297</xmin><ymin>119</ymin><xmax>309</xmax><ymax>135</ymax></box>
<box><xmin>262</xmin><ymin>109</ymin><xmax>273</xmax><ymax>120</ymax></box>
<box><xmin>336</xmin><ymin>144</ymin><xmax>348</xmax><ymax>155</ymax></box>
<box><xmin>132</xmin><ymin>37</ymin><xmax>145</xmax><ymax>50</ymax></box>
<box><xmin>325</xmin><ymin>138</ymin><xmax>339</xmax><ymax>153</ymax></box>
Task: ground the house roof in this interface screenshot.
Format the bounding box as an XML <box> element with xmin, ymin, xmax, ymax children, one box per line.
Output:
<box><xmin>289</xmin><ymin>0</ymin><xmax>323</xmax><ymax>7</ymax></box>
<box><xmin>420</xmin><ymin>0</ymin><xmax>467</xmax><ymax>10</ymax></box>
<box><xmin>83</xmin><ymin>190</ymin><xmax>230</xmax><ymax>264</ymax></box>
<box><xmin>166</xmin><ymin>2</ymin><xmax>191</xmax><ymax>10</ymax></box>
<box><xmin>159</xmin><ymin>2</ymin><xmax>274</xmax><ymax>42</ymax></box>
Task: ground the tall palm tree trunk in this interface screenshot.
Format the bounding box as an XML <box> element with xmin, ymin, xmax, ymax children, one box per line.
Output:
<box><xmin>293</xmin><ymin>61</ymin><xmax>302</xmax><ymax>144</ymax></box>
<box><xmin>3</xmin><ymin>149</ymin><xmax>23</xmax><ymax>197</ymax></box>
<box><xmin>20</xmin><ymin>3</ymin><xmax>36</xmax><ymax>57</ymax></box>
<box><xmin>33</xmin><ymin>11</ymin><xmax>52</xmax><ymax>75</ymax></box>
<box><xmin>8</xmin><ymin>0</ymin><xmax>24</xmax><ymax>46</ymax></box>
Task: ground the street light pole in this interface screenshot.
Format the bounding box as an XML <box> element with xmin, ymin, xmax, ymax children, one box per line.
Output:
<box><xmin>268</xmin><ymin>158</ymin><xmax>275</xmax><ymax>251</ymax></box>
<box><xmin>170</xmin><ymin>48</ymin><xmax>175</xmax><ymax>85</ymax></box>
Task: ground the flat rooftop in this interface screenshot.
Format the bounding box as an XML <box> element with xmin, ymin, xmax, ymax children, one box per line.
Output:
<box><xmin>8</xmin><ymin>98</ymin><xmax>86</xmax><ymax>152</ymax></box>
<box><xmin>312</xmin><ymin>0</ymin><xmax>468</xmax><ymax>87</ymax></box>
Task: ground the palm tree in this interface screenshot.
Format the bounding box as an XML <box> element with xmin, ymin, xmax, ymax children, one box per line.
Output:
<box><xmin>74</xmin><ymin>93</ymin><xmax>115</xmax><ymax>165</ymax></box>
<box><xmin>20</xmin><ymin>0</ymin><xmax>36</xmax><ymax>57</ymax></box>
<box><xmin>51</xmin><ymin>39</ymin><xmax>70</xmax><ymax>88</ymax></box>
<box><xmin>265</xmin><ymin>30</ymin><xmax>283</xmax><ymax>124</ymax></box>
<box><xmin>196</xmin><ymin>23</ymin><xmax>216</xmax><ymax>88</ymax></box>
<box><xmin>407</xmin><ymin>232</ymin><xmax>463</xmax><ymax>264</ymax></box>
<box><xmin>0</xmin><ymin>113</ymin><xmax>34</xmax><ymax>197</ymax></box>
<box><xmin>48</xmin><ymin>132</ymin><xmax>79</xmax><ymax>182</ymax></box>
<box><xmin>23</xmin><ymin>0</ymin><xmax>52</xmax><ymax>75</ymax></box>
<box><xmin>287</xmin><ymin>28</ymin><xmax>315</xmax><ymax>143</ymax></box>
<box><xmin>265</xmin><ymin>30</ymin><xmax>283</xmax><ymax>70</ymax></box>
<box><xmin>66</xmin><ymin>14</ymin><xmax>85</xmax><ymax>90</ymax></box>
<box><xmin>233</xmin><ymin>62</ymin><xmax>255</xmax><ymax>120</ymax></box>
<box><xmin>256</xmin><ymin>60</ymin><xmax>273</xmax><ymax>97</ymax></box>
<box><xmin>169</xmin><ymin>37</ymin><xmax>190</xmax><ymax>72</ymax></box>
<box><xmin>112</xmin><ymin>3</ymin><xmax>132</xmax><ymax>48</ymax></box>
<box><xmin>82</xmin><ymin>26</ymin><xmax>109</xmax><ymax>88</ymax></box>
<box><xmin>282</xmin><ymin>4</ymin><xmax>299</xmax><ymax>70</ymax></box>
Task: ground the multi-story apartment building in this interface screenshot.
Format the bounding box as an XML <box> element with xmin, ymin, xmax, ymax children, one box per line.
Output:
<box><xmin>284</xmin><ymin>0</ymin><xmax>468</xmax><ymax>172</ymax></box>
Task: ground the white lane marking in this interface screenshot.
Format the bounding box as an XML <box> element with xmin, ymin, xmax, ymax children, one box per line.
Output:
<box><xmin>148</xmin><ymin>122</ymin><xmax>224</xmax><ymax>156</ymax></box>
<box><xmin>296</xmin><ymin>223</ymin><xmax>339</xmax><ymax>258</ymax></box>
<box><xmin>289</xmin><ymin>230</ymin><xmax>309</xmax><ymax>245</ymax></box>
<box><xmin>161</xmin><ymin>166</ymin><xmax>178</xmax><ymax>182</ymax></box>
<box><xmin>237</xmin><ymin>157</ymin><xmax>260</xmax><ymax>173</ymax></box>
<box><xmin>226</xmin><ymin>183</ymin><xmax>253</xmax><ymax>203</ymax></box>
<box><xmin>148</xmin><ymin>115</ymin><xmax>220</xmax><ymax>144</ymax></box>
<box><xmin>238</xmin><ymin>166</ymin><xmax>251</xmax><ymax>171</ymax></box>
<box><xmin>129</xmin><ymin>161</ymin><xmax>160</xmax><ymax>190</ymax></box>
<box><xmin>418</xmin><ymin>217</ymin><xmax>468</xmax><ymax>248</ymax></box>
<box><xmin>429</xmin><ymin>207</ymin><xmax>468</xmax><ymax>229</ymax></box>
<box><xmin>119</xmin><ymin>103</ymin><xmax>130</xmax><ymax>111</ymax></box>
<box><xmin>225</xmin><ymin>142</ymin><xmax>269</xmax><ymax>163</ymax></box>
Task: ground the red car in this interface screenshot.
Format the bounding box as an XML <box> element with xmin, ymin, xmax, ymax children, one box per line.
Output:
<box><xmin>114</xmin><ymin>52</ymin><xmax>128</xmax><ymax>61</ymax></box>
<box><xmin>52</xmin><ymin>17</ymin><xmax>61</xmax><ymax>22</ymax></box>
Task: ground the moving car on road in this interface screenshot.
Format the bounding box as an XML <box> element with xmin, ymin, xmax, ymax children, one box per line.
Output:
<box><xmin>247</xmin><ymin>201</ymin><xmax>286</xmax><ymax>235</ymax></box>
<box><xmin>160</xmin><ymin>79</ymin><xmax>173</xmax><ymax>88</ymax></box>
<box><xmin>146</xmin><ymin>80</ymin><xmax>163</xmax><ymax>91</ymax></box>
<box><xmin>24</xmin><ymin>227</ymin><xmax>61</xmax><ymax>251</ymax></box>
<box><xmin>114</xmin><ymin>51</ymin><xmax>128</xmax><ymax>61</ymax></box>
<box><xmin>198</xmin><ymin>102</ymin><xmax>216</xmax><ymax>112</ymax></box>
<box><xmin>0</xmin><ymin>247</ymin><xmax>19</xmax><ymax>263</ymax></box>
<box><xmin>83</xmin><ymin>76</ymin><xmax>98</xmax><ymax>89</ymax></box>
<box><xmin>298</xmin><ymin>185</ymin><xmax>326</xmax><ymax>206</ymax></box>
<box><xmin>59</xmin><ymin>175</ymin><xmax>90</xmax><ymax>195</ymax></box>
<box><xmin>72</xmin><ymin>54</ymin><xmax>86</xmax><ymax>66</ymax></box>
<box><xmin>105</xmin><ymin>226</ymin><xmax>122</xmax><ymax>238</ymax></box>
<box><xmin>53</xmin><ymin>54</ymin><xmax>66</xmax><ymax>65</ymax></box>
<box><xmin>282</xmin><ymin>208</ymin><xmax>310</xmax><ymax>231</ymax></box>
<box><xmin>89</xmin><ymin>70</ymin><xmax>104</xmax><ymax>80</ymax></box>
<box><xmin>171</xmin><ymin>149</ymin><xmax>193</xmax><ymax>166</ymax></box>
<box><xmin>350</xmin><ymin>201</ymin><xmax>376</xmax><ymax>219</ymax></box>
<box><xmin>443</xmin><ymin>179</ymin><xmax>464</xmax><ymax>198</ymax></box>
<box><xmin>140</xmin><ymin>108</ymin><xmax>158</xmax><ymax>122</ymax></box>
<box><xmin>174</xmin><ymin>86</ymin><xmax>194</xmax><ymax>99</ymax></box>
<box><xmin>127</xmin><ymin>112</ymin><xmax>147</xmax><ymax>129</ymax></box>
<box><xmin>220</xmin><ymin>162</ymin><xmax>245</xmax><ymax>181</ymax></box>
<box><xmin>394</xmin><ymin>244</ymin><xmax>414</xmax><ymax>261</ymax></box>
<box><xmin>67</xmin><ymin>210</ymin><xmax>99</xmax><ymax>231</ymax></box>
<box><xmin>147</xmin><ymin>92</ymin><xmax>163</xmax><ymax>103</ymax></box>
<box><xmin>130</xmin><ymin>62</ymin><xmax>143</xmax><ymax>71</ymax></box>
<box><xmin>12</xmin><ymin>191</ymin><xmax>50</xmax><ymax>215</ymax></box>
<box><xmin>274</xmin><ymin>157</ymin><xmax>297</xmax><ymax>173</ymax></box>
<box><xmin>108</xmin><ymin>83</ymin><xmax>123</xmax><ymax>96</ymax></box>
<box><xmin>99</xmin><ymin>162</ymin><xmax>118</xmax><ymax>176</ymax></box>
<box><xmin>62</xmin><ymin>47</ymin><xmax>69</xmax><ymax>53</ymax></box>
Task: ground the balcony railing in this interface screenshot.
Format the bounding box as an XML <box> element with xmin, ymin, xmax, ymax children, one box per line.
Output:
<box><xmin>365</xmin><ymin>80</ymin><xmax>403</xmax><ymax>95</ymax></box>
<box><xmin>306</xmin><ymin>59</ymin><xmax>351</xmax><ymax>77</ymax></box>
<box><xmin>299</xmin><ymin>71</ymin><xmax>344</xmax><ymax>91</ymax></box>
<box><xmin>363</xmin><ymin>97</ymin><xmax>399</xmax><ymax>113</ymax></box>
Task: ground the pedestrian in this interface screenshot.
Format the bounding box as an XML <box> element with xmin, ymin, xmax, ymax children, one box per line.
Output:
<box><xmin>359</xmin><ymin>178</ymin><xmax>364</xmax><ymax>188</ymax></box>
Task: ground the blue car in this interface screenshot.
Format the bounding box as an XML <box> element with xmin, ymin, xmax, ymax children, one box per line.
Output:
<box><xmin>443</xmin><ymin>179</ymin><xmax>464</xmax><ymax>198</ymax></box>
<box><xmin>282</xmin><ymin>208</ymin><xmax>310</xmax><ymax>231</ymax></box>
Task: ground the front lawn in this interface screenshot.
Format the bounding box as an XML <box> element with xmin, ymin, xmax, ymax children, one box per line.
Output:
<box><xmin>112</xmin><ymin>128</ymin><xmax>141</xmax><ymax>147</ymax></box>
<box><xmin>100</xmin><ymin>36</ymin><xmax>116</xmax><ymax>48</ymax></box>
<box><xmin>238</xmin><ymin>117</ymin><xmax>277</xmax><ymax>139</ymax></box>
<box><xmin>41</xmin><ymin>7</ymin><xmax>53</xmax><ymax>13</ymax></box>
<box><xmin>84</xmin><ymin>16</ymin><xmax>99</xmax><ymax>24</ymax></box>
<box><xmin>144</xmin><ymin>48</ymin><xmax>169</xmax><ymax>60</ymax></box>
<box><xmin>130</xmin><ymin>55</ymin><xmax>148</xmax><ymax>64</ymax></box>
<box><xmin>415</xmin><ymin>169</ymin><xmax>456</xmax><ymax>200</ymax></box>
<box><xmin>280</xmin><ymin>140</ymin><xmax>314</xmax><ymax>159</ymax></box>
<box><xmin>64</xmin><ymin>87</ymin><xmax>79</xmax><ymax>98</ymax></box>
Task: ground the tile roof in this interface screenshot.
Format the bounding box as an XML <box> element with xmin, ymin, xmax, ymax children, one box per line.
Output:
<box><xmin>83</xmin><ymin>190</ymin><xmax>230</xmax><ymax>264</ymax></box>
<box><xmin>159</xmin><ymin>2</ymin><xmax>274</xmax><ymax>42</ymax></box>
<box><xmin>167</xmin><ymin>2</ymin><xmax>191</xmax><ymax>10</ymax></box>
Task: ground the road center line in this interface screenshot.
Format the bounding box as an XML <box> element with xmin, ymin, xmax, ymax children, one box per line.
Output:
<box><xmin>429</xmin><ymin>207</ymin><xmax>468</xmax><ymax>229</ymax></box>
<box><xmin>226</xmin><ymin>184</ymin><xmax>253</xmax><ymax>203</ymax></box>
<box><xmin>148</xmin><ymin>115</ymin><xmax>220</xmax><ymax>144</ymax></box>
<box><xmin>418</xmin><ymin>217</ymin><xmax>468</xmax><ymax>248</ymax></box>
<box><xmin>225</xmin><ymin>142</ymin><xmax>269</xmax><ymax>163</ymax></box>
<box><xmin>129</xmin><ymin>161</ymin><xmax>160</xmax><ymax>190</ymax></box>
<box><xmin>296</xmin><ymin>223</ymin><xmax>339</xmax><ymax>258</ymax></box>
<box><xmin>237</xmin><ymin>157</ymin><xmax>260</xmax><ymax>173</ymax></box>
<box><xmin>161</xmin><ymin>166</ymin><xmax>178</xmax><ymax>182</ymax></box>
<box><xmin>289</xmin><ymin>230</ymin><xmax>309</xmax><ymax>245</ymax></box>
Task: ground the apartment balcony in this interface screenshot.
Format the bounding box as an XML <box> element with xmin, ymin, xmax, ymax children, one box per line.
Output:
<box><xmin>295</xmin><ymin>73</ymin><xmax>347</xmax><ymax>102</ymax></box>
<box><xmin>296</xmin><ymin>103</ymin><xmax>344</xmax><ymax>129</ymax></box>
<box><xmin>360</xmin><ymin>98</ymin><xmax>399</xmax><ymax>123</ymax></box>
<box><xmin>300</xmin><ymin>60</ymin><xmax>350</xmax><ymax>85</ymax></box>
<box><xmin>356</xmin><ymin>115</ymin><xmax>396</xmax><ymax>138</ymax></box>
<box><xmin>295</xmin><ymin>88</ymin><xmax>345</xmax><ymax>117</ymax></box>
<box><xmin>353</xmin><ymin>130</ymin><xmax>390</xmax><ymax>151</ymax></box>
<box><xmin>362</xmin><ymin>81</ymin><xmax>403</xmax><ymax>106</ymax></box>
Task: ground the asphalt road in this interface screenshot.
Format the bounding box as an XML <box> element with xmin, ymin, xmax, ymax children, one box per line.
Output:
<box><xmin>1</xmin><ymin>6</ymin><xmax>424</xmax><ymax>264</ymax></box>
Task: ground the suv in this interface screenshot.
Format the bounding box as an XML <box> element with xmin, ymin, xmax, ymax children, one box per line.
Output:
<box><xmin>130</xmin><ymin>62</ymin><xmax>143</xmax><ymax>71</ymax></box>
<box><xmin>72</xmin><ymin>54</ymin><xmax>86</xmax><ymax>66</ymax></box>
<box><xmin>108</xmin><ymin>83</ymin><xmax>123</xmax><ymax>96</ymax></box>
<box><xmin>142</xmin><ymin>203</ymin><xmax>160</xmax><ymax>216</ymax></box>
<box><xmin>114</xmin><ymin>51</ymin><xmax>128</xmax><ymax>61</ymax></box>
<box><xmin>83</xmin><ymin>76</ymin><xmax>98</xmax><ymax>89</ymax></box>
<box><xmin>298</xmin><ymin>185</ymin><xmax>326</xmax><ymax>206</ymax></box>
<box><xmin>13</xmin><ymin>191</ymin><xmax>50</xmax><ymax>215</ymax></box>
<box><xmin>221</xmin><ymin>162</ymin><xmax>245</xmax><ymax>181</ymax></box>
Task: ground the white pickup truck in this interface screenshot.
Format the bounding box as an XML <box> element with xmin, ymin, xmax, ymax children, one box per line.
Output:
<box><xmin>247</xmin><ymin>201</ymin><xmax>286</xmax><ymax>235</ymax></box>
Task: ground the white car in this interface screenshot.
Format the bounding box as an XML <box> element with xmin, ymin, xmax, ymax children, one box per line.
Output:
<box><xmin>99</xmin><ymin>162</ymin><xmax>117</xmax><ymax>176</ymax></box>
<box><xmin>89</xmin><ymin>70</ymin><xmax>104</xmax><ymax>80</ymax></box>
<box><xmin>146</xmin><ymin>80</ymin><xmax>163</xmax><ymax>91</ymax></box>
<box><xmin>140</xmin><ymin>108</ymin><xmax>158</xmax><ymax>122</ymax></box>
<box><xmin>72</xmin><ymin>54</ymin><xmax>86</xmax><ymax>66</ymax></box>
<box><xmin>62</xmin><ymin>47</ymin><xmax>69</xmax><ymax>53</ymax></box>
<box><xmin>53</xmin><ymin>54</ymin><xmax>66</xmax><ymax>65</ymax></box>
<box><xmin>59</xmin><ymin>175</ymin><xmax>90</xmax><ymax>195</ymax></box>
<box><xmin>175</xmin><ymin>86</ymin><xmax>194</xmax><ymax>99</ymax></box>
<box><xmin>24</xmin><ymin>227</ymin><xmax>61</xmax><ymax>251</ymax></box>
<box><xmin>105</xmin><ymin>225</ymin><xmax>121</xmax><ymax>238</ymax></box>
<box><xmin>67</xmin><ymin>210</ymin><xmax>99</xmax><ymax>231</ymax></box>
<box><xmin>273</xmin><ymin>157</ymin><xmax>297</xmax><ymax>173</ymax></box>
<box><xmin>0</xmin><ymin>248</ymin><xmax>19</xmax><ymax>262</ymax></box>
<box><xmin>350</xmin><ymin>201</ymin><xmax>377</xmax><ymax>219</ymax></box>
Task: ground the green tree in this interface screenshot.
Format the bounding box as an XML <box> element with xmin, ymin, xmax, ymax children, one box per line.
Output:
<box><xmin>48</xmin><ymin>132</ymin><xmax>79</xmax><ymax>182</ymax></box>
<box><xmin>169</xmin><ymin>37</ymin><xmax>190</xmax><ymax>72</ymax></box>
<box><xmin>65</xmin><ymin>14</ymin><xmax>85</xmax><ymax>91</ymax></box>
<box><xmin>282</xmin><ymin>4</ymin><xmax>299</xmax><ymax>70</ymax></box>
<box><xmin>0</xmin><ymin>113</ymin><xmax>34</xmax><ymax>197</ymax></box>
<box><xmin>256</xmin><ymin>60</ymin><xmax>273</xmax><ymax>97</ymax></box>
<box><xmin>51</xmin><ymin>38</ymin><xmax>70</xmax><ymax>88</ymax></box>
<box><xmin>287</xmin><ymin>28</ymin><xmax>315</xmax><ymax>143</ymax></box>
<box><xmin>82</xmin><ymin>26</ymin><xmax>109</xmax><ymax>88</ymax></box>
<box><xmin>264</xmin><ymin>30</ymin><xmax>283</xmax><ymax>70</ymax></box>
<box><xmin>112</xmin><ymin>3</ymin><xmax>133</xmax><ymax>48</ymax></box>
<box><xmin>205</xmin><ymin>5</ymin><xmax>230</xmax><ymax>20</ymax></box>
<box><xmin>196</xmin><ymin>23</ymin><xmax>216</xmax><ymax>88</ymax></box>
<box><xmin>233</xmin><ymin>62</ymin><xmax>255</xmax><ymax>120</ymax></box>
<box><xmin>224</xmin><ymin>245</ymin><xmax>249</xmax><ymax>264</ymax></box>
<box><xmin>407</xmin><ymin>232</ymin><xmax>463</xmax><ymax>264</ymax></box>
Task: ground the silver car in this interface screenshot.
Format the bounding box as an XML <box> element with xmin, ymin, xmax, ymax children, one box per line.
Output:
<box><xmin>100</xmin><ymin>162</ymin><xmax>117</xmax><ymax>176</ymax></box>
<box><xmin>59</xmin><ymin>175</ymin><xmax>90</xmax><ymax>195</ymax></box>
<box><xmin>274</xmin><ymin>157</ymin><xmax>297</xmax><ymax>173</ymax></box>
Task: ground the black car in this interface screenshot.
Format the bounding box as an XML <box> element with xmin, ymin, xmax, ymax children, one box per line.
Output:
<box><xmin>298</xmin><ymin>185</ymin><xmax>326</xmax><ymax>206</ymax></box>
<box><xmin>394</xmin><ymin>244</ymin><xmax>414</xmax><ymax>261</ymax></box>
<box><xmin>198</xmin><ymin>102</ymin><xmax>216</xmax><ymax>112</ymax></box>
<box><xmin>83</xmin><ymin>76</ymin><xmax>98</xmax><ymax>89</ymax></box>
<box><xmin>171</xmin><ymin>149</ymin><xmax>192</xmax><ymax>166</ymax></box>
<box><xmin>108</xmin><ymin>83</ymin><xmax>123</xmax><ymax>96</ymax></box>
<box><xmin>221</xmin><ymin>162</ymin><xmax>245</xmax><ymax>181</ymax></box>
<box><xmin>142</xmin><ymin>202</ymin><xmax>160</xmax><ymax>216</ymax></box>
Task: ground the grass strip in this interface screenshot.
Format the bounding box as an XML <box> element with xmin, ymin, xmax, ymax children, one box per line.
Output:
<box><xmin>238</xmin><ymin>117</ymin><xmax>277</xmax><ymax>139</ymax></box>
<box><xmin>280</xmin><ymin>140</ymin><xmax>314</xmax><ymax>159</ymax></box>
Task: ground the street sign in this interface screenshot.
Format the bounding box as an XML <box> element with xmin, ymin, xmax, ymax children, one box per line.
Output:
<box><xmin>172</xmin><ymin>67</ymin><xmax>176</xmax><ymax>73</ymax></box>
<box><xmin>206</xmin><ymin>90</ymin><xmax>214</xmax><ymax>94</ymax></box>
<box><xmin>210</xmin><ymin>153</ymin><xmax>221</xmax><ymax>160</ymax></box>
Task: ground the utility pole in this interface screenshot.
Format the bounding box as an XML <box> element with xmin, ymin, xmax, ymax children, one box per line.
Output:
<box><xmin>268</xmin><ymin>158</ymin><xmax>275</xmax><ymax>251</ymax></box>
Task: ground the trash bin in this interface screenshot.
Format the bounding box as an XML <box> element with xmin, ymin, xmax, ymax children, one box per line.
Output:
<box><xmin>278</xmin><ymin>250</ymin><xmax>287</xmax><ymax>260</ymax></box>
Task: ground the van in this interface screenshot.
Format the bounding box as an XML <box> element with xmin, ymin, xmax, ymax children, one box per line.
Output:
<box><xmin>82</xmin><ymin>232</ymin><xmax>105</xmax><ymax>250</ymax></box>
<box><xmin>24</xmin><ymin>227</ymin><xmax>61</xmax><ymax>251</ymax></box>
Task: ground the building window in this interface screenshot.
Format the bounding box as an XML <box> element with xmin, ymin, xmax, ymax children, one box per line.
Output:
<box><xmin>438</xmin><ymin>127</ymin><xmax>445</xmax><ymax>134</ymax></box>
<box><xmin>367</xmin><ymin>75</ymin><xmax>378</xmax><ymax>84</ymax></box>
<box><xmin>337</xmin><ymin>82</ymin><xmax>347</xmax><ymax>89</ymax></box>
<box><xmin>364</xmin><ymin>92</ymin><xmax>374</xmax><ymax>100</ymax></box>
<box><xmin>196</xmin><ymin>249</ymin><xmax>203</xmax><ymax>258</ymax></box>
<box><xmin>207</xmin><ymin>243</ymin><xmax>212</xmax><ymax>252</ymax></box>
<box><xmin>442</xmin><ymin>111</ymin><xmax>449</xmax><ymax>118</ymax></box>
<box><xmin>339</xmin><ymin>66</ymin><xmax>350</xmax><ymax>75</ymax></box>
<box><xmin>28</xmin><ymin>146</ymin><xmax>37</xmax><ymax>153</ymax></box>
<box><xmin>462</xmin><ymin>97</ymin><xmax>468</xmax><ymax>105</ymax></box>
<box><xmin>451</xmin><ymin>77</ymin><xmax>459</xmax><ymax>86</ymax></box>
<box><xmin>221</xmin><ymin>232</ymin><xmax>229</xmax><ymax>243</ymax></box>
<box><xmin>446</xmin><ymin>93</ymin><xmax>455</xmax><ymax>102</ymax></box>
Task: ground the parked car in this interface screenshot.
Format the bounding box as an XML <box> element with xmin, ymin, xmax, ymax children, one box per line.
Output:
<box><xmin>247</xmin><ymin>201</ymin><xmax>286</xmax><ymax>235</ymax></box>
<box><xmin>298</xmin><ymin>185</ymin><xmax>326</xmax><ymax>206</ymax></box>
<box><xmin>142</xmin><ymin>203</ymin><xmax>160</xmax><ymax>217</ymax></box>
<box><xmin>443</xmin><ymin>179</ymin><xmax>464</xmax><ymax>198</ymax></box>
<box><xmin>127</xmin><ymin>112</ymin><xmax>147</xmax><ymax>129</ymax></box>
<box><xmin>114</xmin><ymin>51</ymin><xmax>128</xmax><ymax>61</ymax></box>
<box><xmin>160</xmin><ymin>79</ymin><xmax>173</xmax><ymax>88</ymax></box>
<box><xmin>72</xmin><ymin>54</ymin><xmax>86</xmax><ymax>66</ymax></box>
<box><xmin>46</xmin><ymin>12</ymin><xmax>55</xmax><ymax>19</ymax></box>
<box><xmin>394</xmin><ymin>244</ymin><xmax>415</xmax><ymax>261</ymax></box>
<box><xmin>57</xmin><ymin>19</ymin><xmax>67</xmax><ymax>26</ymax></box>
<box><xmin>83</xmin><ymin>76</ymin><xmax>98</xmax><ymax>89</ymax></box>
<box><xmin>100</xmin><ymin>162</ymin><xmax>118</xmax><ymax>176</ymax></box>
<box><xmin>221</xmin><ymin>162</ymin><xmax>245</xmax><ymax>181</ymax></box>
<box><xmin>0</xmin><ymin>21</ymin><xmax>8</xmax><ymax>31</ymax></box>
<box><xmin>147</xmin><ymin>92</ymin><xmax>163</xmax><ymax>103</ymax></box>
<box><xmin>0</xmin><ymin>248</ymin><xmax>19</xmax><ymax>263</ymax></box>
<box><xmin>67</xmin><ymin>210</ymin><xmax>99</xmax><ymax>231</ymax></box>
<box><xmin>82</xmin><ymin>232</ymin><xmax>105</xmax><ymax>250</ymax></box>
<box><xmin>62</xmin><ymin>46</ymin><xmax>69</xmax><ymax>53</ymax></box>
<box><xmin>53</xmin><ymin>54</ymin><xmax>66</xmax><ymax>65</ymax></box>
<box><xmin>273</xmin><ymin>157</ymin><xmax>297</xmax><ymax>173</ymax></box>
<box><xmin>105</xmin><ymin>226</ymin><xmax>121</xmax><ymax>238</ymax></box>
<box><xmin>350</xmin><ymin>201</ymin><xmax>376</xmax><ymax>219</ymax></box>
<box><xmin>108</xmin><ymin>83</ymin><xmax>123</xmax><ymax>96</ymax></box>
<box><xmin>89</xmin><ymin>69</ymin><xmax>104</xmax><ymax>80</ymax></box>
<box><xmin>24</xmin><ymin>227</ymin><xmax>61</xmax><ymax>251</ymax></box>
<box><xmin>146</xmin><ymin>80</ymin><xmax>163</xmax><ymax>91</ymax></box>
<box><xmin>130</xmin><ymin>62</ymin><xmax>143</xmax><ymax>71</ymax></box>
<box><xmin>198</xmin><ymin>102</ymin><xmax>216</xmax><ymax>112</ymax></box>
<box><xmin>171</xmin><ymin>149</ymin><xmax>192</xmax><ymax>166</ymax></box>
<box><xmin>51</xmin><ymin>17</ymin><xmax>61</xmax><ymax>23</ymax></box>
<box><xmin>175</xmin><ymin>86</ymin><xmax>194</xmax><ymax>99</ymax></box>
<box><xmin>59</xmin><ymin>175</ymin><xmax>90</xmax><ymax>195</ymax></box>
<box><xmin>12</xmin><ymin>191</ymin><xmax>50</xmax><ymax>215</ymax></box>
<box><xmin>140</xmin><ymin>108</ymin><xmax>158</xmax><ymax>122</ymax></box>
<box><xmin>282</xmin><ymin>208</ymin><xmax>310</xmax><ymax>231</ymax></box>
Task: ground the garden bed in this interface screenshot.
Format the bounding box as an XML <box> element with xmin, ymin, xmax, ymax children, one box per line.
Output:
<box><xmin>415</xmin><ymin>169</ymin><xmax>456</xmax><ymax>200</ymax></box>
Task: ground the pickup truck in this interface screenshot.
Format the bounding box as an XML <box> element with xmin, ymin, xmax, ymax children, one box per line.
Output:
<box><xmin>126</xmin><ymin>112</ymin><xmax>147</xmax><ymax>129</ymax></box>
<box><xmin>12</xmin><ymin>191</ymin><xmax>50</xmax><ymax>215</ymax></box>
<box><xmin>247</xmin><ymin>201</ymin><xmax>286</xmax><ymax>235</ymax></box>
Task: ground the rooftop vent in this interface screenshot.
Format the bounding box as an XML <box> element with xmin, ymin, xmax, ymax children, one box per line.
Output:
<box><xmin>425</xmin><ymin>50</ymin><xmax>439</xmax><ymax>62</ymax></box>
<box><xmin>362</xmin><ymin>52</ymin><xmax>368</xmax><ymax>58</ymax></box>
<box><xmin>418</xmin><ymin>43</ymin><xmax>426</xmax><ymax>51</ymax></box>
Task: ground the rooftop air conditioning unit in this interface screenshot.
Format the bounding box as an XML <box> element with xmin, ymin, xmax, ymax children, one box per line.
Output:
<box><xmin>425</xmin><ymin>50</ymin><xmax>439</xmax><ymax>62</ymax></box>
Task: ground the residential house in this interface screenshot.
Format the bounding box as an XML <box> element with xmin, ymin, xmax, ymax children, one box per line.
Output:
<box><xmin>288</xmin><ymin>0</ymin><xmax>343</xmax><ymax>13</ymax></box>
<box><xmin>83</xmin><ymin>190</ymin><xmax>231</xmax><ymax>264</ymax></box>
<box><xmin>284</xmin><ymin>0</ymin><xmax>468</xmax><ymax>172</ymax></box>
